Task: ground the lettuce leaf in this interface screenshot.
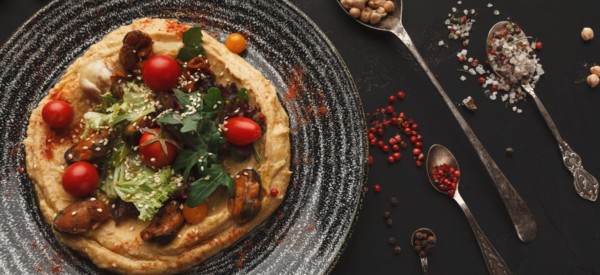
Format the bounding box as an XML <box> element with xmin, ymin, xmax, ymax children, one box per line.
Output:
<box><xmin>100</xmin><ymin>143</ymin><xmax>181</xmax><ymax>221</ymax></box>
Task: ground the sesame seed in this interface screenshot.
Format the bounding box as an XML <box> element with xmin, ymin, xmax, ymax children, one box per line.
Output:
<box><xmin>97</xmin><ymin>208</ymin><xmax>103</xmax><ymax>213</ymax></box>
<box><xmin>90</xmin><ymin>197</ymin><xmax>97</xmax><ymax>201</ymax></box>
<box><xmin>71</xmin><ymin>211</ymin><xmax>77</xmax><ymax>216</ymax></box>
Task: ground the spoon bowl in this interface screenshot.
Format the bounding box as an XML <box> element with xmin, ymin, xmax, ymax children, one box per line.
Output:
<box><xmin>426</xmin><ymin>144</ymin><xmax>460</xmax><ymax>194</ymax></box>
<box><xmin>336</xmin><ymin>0</ymin><xmax>402</xmax><ymax>31</ymax></box>
<box><xmin>486</xmin><ymin>21</ymin><xmax>599</xmax><ymax>201</ymax></box>
<box><xmin>411</xmin><ymin>228</ymin><xmax>436</xmax><ymax>275</ymax></box>
<box><xmin>426</xmin><ymin>144</ymin><xmax>510</xmax><ymax>275</ymax></box>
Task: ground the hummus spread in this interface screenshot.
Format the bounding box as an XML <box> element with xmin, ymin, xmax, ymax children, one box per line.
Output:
<box><xmin>24</xmin><ymin>18</ymin><xmax>290</xmax><ymax>274</ymax></box>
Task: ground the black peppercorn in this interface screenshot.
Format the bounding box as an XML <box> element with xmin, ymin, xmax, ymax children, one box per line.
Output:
<box><xmin>388</xmin><ymin>237</ymin><xmax>396</xmax><ymax>245</ymax></box>
<box><xmin>393</xmin><ymin>246</ymin><xmax>402</xmax><ymax>255</ymax></box>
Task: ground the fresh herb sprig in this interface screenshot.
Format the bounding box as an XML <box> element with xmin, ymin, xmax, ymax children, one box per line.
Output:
<box><xmin>177</xmin><ymin>27</ymin><xmax>204</xmax><ymax>62</ymax></box>
<box><xmin>157</xmin><ymin>88</ymin><xmax>234</xmax><ymax>207</ymax></box>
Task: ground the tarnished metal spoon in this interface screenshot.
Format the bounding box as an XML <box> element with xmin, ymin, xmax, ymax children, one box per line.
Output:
<box><xmin>411</xmin><ymin>228</ymin><xmax>436</xmax><ymax>275</ymax></box>
<box><xmin>487</xmin><ymin>21</ymin><xmax>599</xmax><ymax>201</ymax></box>
<box><xmin>337</xmin><ymin>0</ymin><xmax>537</xmax><ymax>242</ymax></box>
<box><xmin>426</xmin><ymin>144</ymin><xmax>510</xmax><ymax>275</ymax></box>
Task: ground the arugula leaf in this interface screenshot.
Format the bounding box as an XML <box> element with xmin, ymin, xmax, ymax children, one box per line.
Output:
<box><xmin>156</xmin><ymin>112</ymin><xmax>181</xmax><ymax>125</ymax></box>
<box><xmin>172</xmin><ymin>147</ymin><xmax>207</xmax><ymax>181</ymax></box>
<box><xmin>186</xmin><ymin>164</ymin><xmax>234</xmax><ymax>207</ymax></box>
<box><xmin>181</xmin><ymin>114</ymin><xmax>202</xmax><ymax>133</ymax></box>
<box><xmin>177</xmin><ymin>27</ymin><xmax>204</xmax><ymax>62</ymax></box>
<box><xmin>173</xmin><ymin>89</ymin><xmax>192</xmax><ymax>107</ymax></box>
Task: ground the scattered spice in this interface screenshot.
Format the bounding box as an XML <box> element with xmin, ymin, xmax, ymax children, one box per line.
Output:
<box><xmin>430</xmin><ymin>163</ymin><xmax>460</xmax><ymax>197</ymax></box>
<box><xmin>383</xmin><ymin>211</ymin><xmax>391</xmax><ymax>219</ymax></box>
<box><xmin>581</xmin><ymin>27</ymin><xmax>594</xmax><ymax>42</ymax></box>
<box><xmin>373</xmin><ymin>184</ymin><xmax>382</xmax><ymax>193</ymax></box>
<box><xmin>385</xmin><ymin>218</ymin><xmax>393</xmax><ymax>227</ymax></box>
<box><xmin>461</xmin><ymin>96</ymin><xmax>477</xmax><ymax>111</ymax></box>
<box><xmin>390</xmin><ymin>196</ymin><xmax>399</xmax><ymax>207</ymax></box>
<box><xmin>444</xmin><ymin>7</ymin><xmax>476</xmax><ymax>42</ymax></box>
<box><xmin>413</xmin><ymin>229</ymin><xmax>436</xmax><ymax>257</ymax></box>
<box><xmin>388</xmin><ymin>237</ymin><xmax>397</xmax><ymax>245</ymax></box>
<box><xmin>367</xmin><ymin>91</ymin><xmax>425</xmax><ymax>167</ymax></box>
<box><xmin>393</xmin><ymin>245</ymin><xmax>402</xmax><ymax>255</ymax></box>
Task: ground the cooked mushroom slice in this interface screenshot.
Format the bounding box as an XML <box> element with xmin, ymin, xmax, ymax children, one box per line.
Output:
<box><xmin>230</xmin><ymin>168</ymin><xmax>262</xmax><ymax>224</ymax></box>
<box><xmin>64</xmin><ymin>129</ymin><xmax>114</xmax><ymax>163</ymax></box>
<box><xmin>140</xmin><ymin>201</ymin><xmax>184</xmax><ymax>243</ymax></box>
<box><xmin>53</xmin><ymin>198</ymin><xmax>110</xmax><ymax>234</ymax></box>
<box><xmin>119</xmin><ymin>30</ymin><xmax>154</xmax><ymax>71</ymax></box>
<box><xmin>121</xmin><ymin>115</ymin><xmax>154</xmax><ymax>147</ymax></box>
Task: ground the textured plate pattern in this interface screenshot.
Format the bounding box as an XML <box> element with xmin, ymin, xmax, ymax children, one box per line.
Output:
<box><xmin>0</xmin><ymin>0</ymin><xmax>366</xmax><ymax>274</ymax></box>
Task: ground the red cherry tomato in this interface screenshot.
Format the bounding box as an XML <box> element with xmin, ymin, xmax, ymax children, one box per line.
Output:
<box><xmin>141</xmin><ymin>55</ymin><xmax>181</xmax><ymax>91</ymax></box>
<box><xmin>139</xmin><ymin>128</ymin><xmax>178</xmax><ymax>168</ymax></box>
<box><xmin>42</xmin><ymin>99</ymin><xmax>74</xmax><ymax>129</ymax></box>
<box><xmin>223</xmin><ymin>117</ymin><xmax>262</xmax><ymax>146</ymax></box>
<box><xmin>62</xmin><ymin>161</ymin><xmax>99</xmax><ymax>197</ymax></box>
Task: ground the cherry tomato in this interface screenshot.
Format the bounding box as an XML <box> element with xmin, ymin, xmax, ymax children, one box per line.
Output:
<box><xmin>139</xmin><ymin>128</ymin><xmax>178</xmax><ymax>168</ymax></box>
<box><xmin>62</xmin><ymin>161</ymin><xmax>99</xmax><ymax>197</ymax></box>
<box><xmin>141</xmin><ymin>55</ymin><xmax>181</xmax><ymax>91</ymax></box>
<box><xmin>182</xmin><ymin>202</ymin><xmax>209</xmax><ymax>224</ymax></box>
<box><xmin>42</xmin><ymin>99</ymin><xmax>74</xmax><ymax>129</ymax></box>
<box><xmin>225</xmin><ymin>33</ymin><xmax>247</xmax><ymax>54</ymax></box>
<box><xmin>223</xmin><ymin>117</ymin><xmax>262</xmax><ymax>146</ymax></box>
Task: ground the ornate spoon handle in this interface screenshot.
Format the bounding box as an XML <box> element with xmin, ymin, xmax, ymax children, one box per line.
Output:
<box><xmin>454</xmin><ymin>192</ymin><xmax>511</xmax><ymax>275</ymax></box>
<box><xmin>391</xmin><ymin>24</ymin><xmax>537</xmax><ymax>242</ymax></box>
<box><xmin>522</xmin><ymin>84</ymin><xmax>598</xmax><ymax>201</ymax></box>
<box><xmin>419</xmin><ymin>256</ymin><xmax>429</xmax><ymax>275</ymax></box>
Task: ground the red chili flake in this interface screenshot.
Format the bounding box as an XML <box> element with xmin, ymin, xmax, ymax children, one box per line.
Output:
<box><xmin>373</xmin><ymin>184</ymin><xmax>382</xmax><ymax>193</ymax></box>
<box><xmin>270</xmin><ymin>188</ymin><xmax>279</xmax><ymax>197</ymax></box>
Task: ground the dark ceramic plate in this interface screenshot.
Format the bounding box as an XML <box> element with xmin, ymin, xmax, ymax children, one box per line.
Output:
<box><xmin>0</xmin><ymin>0</ymin><xmax>367</xmax><ymax>274</ymax></box>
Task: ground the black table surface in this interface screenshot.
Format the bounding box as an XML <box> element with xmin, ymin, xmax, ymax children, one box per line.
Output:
<box><xmin>2</xmin><ymin>0</ymin><xmax>600</xmax><ymax>274</ymax></box>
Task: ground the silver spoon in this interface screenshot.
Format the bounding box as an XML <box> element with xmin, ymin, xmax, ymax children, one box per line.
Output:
<box><xmin>487</xmin><ymin>21</ymin><xmax>599</xmax><ymax>201</ymax></box>
<box><xmin>411</xmin><ymin>228</ymin><xmax>436</xmax><ymax>275</ymax></box>
<box><xmin>426</xmin><ymin>144</ymin><xmax>510</xmax><ymax>275</ymax></box>
<box><xmin>337</xmin><ymin>0</ymin><xmax>537</xmax><ymax>242</ymax></box>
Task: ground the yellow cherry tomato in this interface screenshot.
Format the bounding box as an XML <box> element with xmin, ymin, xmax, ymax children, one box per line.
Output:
<box><xmin>225</xmin><ymin>33</ymin><xmax>247</xmax><ymax>54</ymax></box>
<box><xmin>182</xmin><ymin>202</ymin><xmax>209</xmax><ymax>224</ymax></box>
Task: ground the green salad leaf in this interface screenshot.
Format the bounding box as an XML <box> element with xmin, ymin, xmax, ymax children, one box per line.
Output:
<box><xmin>157</xmin><ymin>87</ymin><xmax>232</xmax><ymax>207</ymax></box>
<box><xmin>100</xmin><ymin>143</ymin><xmax>180</xmax><ymax>221</ymax></box>
<box><xmin>186</xmin><ymin>164</ymin><xmax>234</xmax><ymax>207</ymax></box>
<box><xmin>177</xmin><ymin>27</ymin><xmax>204</xmax><ymax>62</ymax></box>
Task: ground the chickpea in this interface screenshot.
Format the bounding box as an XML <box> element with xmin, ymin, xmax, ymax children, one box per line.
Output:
<box><xmin>383</xmin><ymin>1</ymin><xmax>395</xmax><ymax>13</ymax></box>
<box><xmin>353</xmin><ymin>0</ymin><xmax>367</xmax><ymax>9</ymax></box>
<box><xmin>340</xmin><ymin>0</ymin><xmax>352</xmax><ymax>10</ymax></box>
<box><xmin>590</xmin><ymin>65</ymin><xmax>600</xmax><ymax>77</ymax></box>
<box><xmin>376</xmin><ymin>6</ymin><xmax>386</xmax><ymax>14</ymax></box>
<box><xmin>360</xmin><ymin>8</ymin><xmax>372</xmax><ymax>23</ymax></box>
<box><xmin>349</xmin><ymin>7</ymin><xmax>361</xmax><ymax>18</ymax></box>
<box><xmin>587</xmin><ymin>74</ymin><xmax>599</xmax><ymax>88</ymax></box>
<box><xmin>581</xmin><ymin>27</ymin><xmax>594</xmax><ymax>42</ymax></box>
<box><xmin>370</xmin><ymin>11</ymin><xmax>384</xmax><ymax>24</ymax></box>
<box><xmin>368</xmin><ymin>0</ymin><xmax>385</xmax><ymax>9</ymax></box>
